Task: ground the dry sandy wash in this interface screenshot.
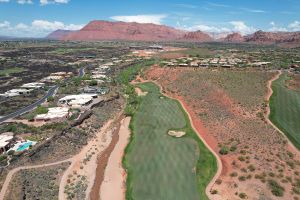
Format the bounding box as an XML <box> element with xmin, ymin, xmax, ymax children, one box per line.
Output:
<box><xmin>100</xmin><ymin>117</ymin><xmax>131</xmax><ymax>200</ymax></box>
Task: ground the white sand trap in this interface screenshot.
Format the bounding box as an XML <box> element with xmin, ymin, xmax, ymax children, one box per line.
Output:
<box><xmin>135</xmin><ymin>87</ymin><xmax>148</xmax><ymax>96</ymax></box>
<box><xmin>168</xmin><ymin>130</ymin><xmax>186</xmax><ymax>138</ymax></box>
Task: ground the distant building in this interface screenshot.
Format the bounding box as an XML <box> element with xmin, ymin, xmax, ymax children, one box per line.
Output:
<box><xmin>83</xmin><ymin>86</ymin><xmax>110</xmax><ymax>95</ymax></box>
<box><xmin>21</xmin><ymin>82</ymin><xmax>45</xmax><ymax>90</ymax></box>
<box><xmin>59</xmin><ymin>94</ymin><xmax>96</xmax><ymax>108</ymax></box>
<box><xmin>35</xmin><ymin>107</ymin><xmax>70</xmax><ymax>122</ymax></box>
<box><xmin>0</xmin><ymin>88</ymin><xmax>33</xmax><ymax>97</ymax></box>
<box><xmin>0</xmin><ymin>132</ymin><xmax>15</xmax><ymax>154</ymax></box>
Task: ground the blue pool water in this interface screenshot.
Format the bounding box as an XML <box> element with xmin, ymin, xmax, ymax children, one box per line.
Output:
<box><xmin>17</xmin><ymin>142</ymin><xmax>33</xmax><ymax>152</ymax></box>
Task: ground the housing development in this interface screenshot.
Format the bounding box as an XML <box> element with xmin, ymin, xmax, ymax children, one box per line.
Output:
<box><xmin>0</xmin><ymin>1</ymin><xmax>300</xmax><ymax>200</ymax></box>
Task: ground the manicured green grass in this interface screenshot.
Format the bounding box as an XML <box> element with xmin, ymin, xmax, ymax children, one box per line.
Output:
<box><xmin>124</xmin><ymin>82</ymin><xmax>217</xmax><ymax>200</ymax></box>
<box><xmin>0</xmin><ymin>67</ymin><xmax>26</xmax><ymax>76</ymax></box>
<box><xmin>270</xmin><ymin>73</ymin><xmax>300</xmax><ymax>149</ymax></box>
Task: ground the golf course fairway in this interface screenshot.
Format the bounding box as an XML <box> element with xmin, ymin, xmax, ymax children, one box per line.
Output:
<box><xmin>123</xmin><ymin>82</ymin><xmax>217</xmax><ymax>200</ymax></box>
<box><xmin>270</xmin><ymin>73</ymin><xmax>300</xmax><ymax>150</ymax></box>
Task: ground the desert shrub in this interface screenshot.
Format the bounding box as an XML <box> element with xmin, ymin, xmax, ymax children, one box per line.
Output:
<box><xmin>268</xmin><ymin>179</ymin><xmax>285</xmax><ymax>197</ymax></box>
<box><xmin>238</xmin><ymin>176</ymin><xmax>246</xmax><ymax>181</ymax></box>
<box><xmin>239</xmin><ymin>193</ymin><xmax>247</xmax><ymax>199</ymax></box>
<box><xmin>269</xmin><ymin>172</ymin><xmax>275</xmax><ymax>177</ymax></box>
<box><xmin>293</xmin><ymin>187</ymin><xmax>300</xmax><ymax>195</ymax></box>
<box><xmin>241</xmin><ymin>168</ymin><xmax>247</xmax><ymax>173</ymax></box>
<box><xmin>287</xmin><ymin>151</ymin><xmax>294</xmax><ymax>158</ymax></box>
<box><xmin>230</xmin><ymin>172</ymin><xmax>238</xmax><ymax>177</ymax></box>
<box><xmin>7</xmin><ymin>150</ymin><xmax>15</xmax><ymax>156</ymax></box>
<box><xmin>238</xmin><ymin>156</ymin><xmax>245</xmax><ymax>162</ymax></box>
<box><xmin>89</xmin><ymin>80</ymin><xmax>98</xmax><ymax>86</ymax></box>
<box><xmin>211</xmin><ymin>190</ymin><xmax>218</xmax><ymax>194</ymax></box>
<box><xmin>248</xmin><ymin>164</ymin><xmax>256</xmax><ymax>172</ymax></box>
<box><xmin>240</xmin><ymin>150</ymin><xmax>247</xmax><ymax>155</ymax></box>
<box><xmin>47</xmin><ymin>96</ymin><xmax>54</xmax><ymax>102</ymax></box>
<box><xmin>230</xmin><ymin>145</ymin><xmax>237</xmax><ymax>152</ymax></box>
<box><xmin>215</xmin><ymin>179</ymin><xmax>222</xmax><ymax>185</ymax></box>
<box><xmin>219</xmin><ymin>146</ymin><xmax>229</xmax><ymax>155</ymax></box>
<box><xmin>36</xmin><ymin>105</ymin><xmax>48</xmax><ymax>114</ymax></box>
<box><xmin>287</xmin><ymin>161</ymin><xmax>295</xmax><ymax>169</ymax></box>
<box><xmin>0</xmin><ymin>155</ymin><xmax>7</xmax><ymax>161</ymax></box>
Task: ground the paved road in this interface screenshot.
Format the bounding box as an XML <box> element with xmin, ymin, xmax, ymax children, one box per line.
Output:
<box><xmin>79</xmin><ymin>67</ymin><xmax>85</xmax><ymax>77</ymax></box>
<box><xmin>0</xmin><ymin>67</ymin><xmax>85</xmax><ymax>124</ymax></box>
<box><xmin>0</xmin><ymin>85</ymin><xmax>58</xmax><ymax>123</ymax></box>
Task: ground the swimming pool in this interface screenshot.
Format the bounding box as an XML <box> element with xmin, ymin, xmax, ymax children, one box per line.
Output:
<box><xmin>16</xmin><ymin>141</ymin><xmax>33</xmax><ymax>152</ymax></box>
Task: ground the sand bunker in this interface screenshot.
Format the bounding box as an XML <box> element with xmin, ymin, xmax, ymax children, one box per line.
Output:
<box><xmin>168</xmin><ymin>130</ymin><xmax>186</xmax><ymax>138</ymax></box>
<box><xmin>135</xmin><ymin>87</ymin><xmax>148</xmax><ymax>96</ymax></box>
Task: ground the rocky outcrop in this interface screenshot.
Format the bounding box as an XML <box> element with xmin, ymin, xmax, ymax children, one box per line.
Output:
<box><xmin>245</xmin><ymin>30</ymin><xmax>300</xmax><ymax>44</ymax></box>
<box><xmin>62</xmin><ymin>20</ymin><xmax>185</xmax><ymax>41</ymax></box>
<box><xmin>180</xmin><ymin>30</ymin><xmax>213</xmax><ymax>42</ymax></box>
<box><xmin>222</xmin><ymin>32</ymin><xmax>244</xmax><ymax>42</ymax></box>
<box><xmin>46</xmin><ymin>29</ymin><xmax>74</xmax><ymax>40</ymax></box>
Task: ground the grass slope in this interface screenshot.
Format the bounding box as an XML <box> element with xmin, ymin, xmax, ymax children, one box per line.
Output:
<box><xmin>270</xmin><ymin>73</ymin><xmax>300</xmax><ymax>149</ymax></box>
<box><xmin>124</xmin><ymin>82</ymin><xmax>216</xmax><ymax>200</ymax></box>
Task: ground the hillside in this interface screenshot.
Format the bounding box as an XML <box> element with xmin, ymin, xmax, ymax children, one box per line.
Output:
<box><xmin>46</xmin><ymin>30</ymin><xmax>75</xmax><ymax>40</ymax></box>
<box><xmin>245</xmin><ymin>30</ymin><xmax>300</xmax><ymax>44</ymax></box>
<box><xmin>62</xmin><ymin>20</ymin><xmax>186</xmax><ymax>41</ymax></box>
<box><xmin>222</xmin><ymin>32</ymin><xmax>244</xmax><ymax>42</ymax></box>
<box><xmin>180</xmin><ymin>30</ymin><xmax>213</xmax><ymax>42</ymax></box>
<box><xmin>46</xmin><ymin>20</ymin><xmax>300</xmax><ymax>45</ymax></box>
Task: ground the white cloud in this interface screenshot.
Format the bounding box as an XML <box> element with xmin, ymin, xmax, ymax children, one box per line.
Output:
<box><xmin>173</xmin><ymin>4</ymin><xmax>197</xmax><ymax>9</ymax></box>
<box><xmin>268</xmin><ymin>21</ymin><xmax>288</xmax><ymax>32</ymax></box>
<box><xmin>32</xmin><ymin>20</ymin><xmax>65</xmax><ymax>30</ymax></box>
<box><xmin>40</xmin><ymin>0</ymin><xmax>69</xmax><ymax>5</ymax></box>
<box><xmin>17</xmin><ymin>0</ymin><xmax>33</xmax><ymax>4</ymax></box>
<box><xmin>15</xmin><ymin>23</ymin><xmax>28</xmax><ymax>29</ymax></box>
<box><xmin>240</xmin><ymin>8</ymin><xmax>266</xmax><ymax>13</ymax></box>
<box><xmin>288</xmin><ymin>21</ymin><xmax>300</xmax><ymax>31</ymax></box>
<box><xmin>183</xmin><ymin>24</ymin><xmax>230</xmax><ymax>33</ymax></box>
<box><xmin>0</xmin><ymin>21</ymin><xmax>10</xmax><ymax>28</ymax></box>
<box><xmin>229</xmin><ymin>21</ymin><xmax>256</xmax><ymax>35</ymax></box>
<box><xmin>0</xmin><ymin>20</ymin><xmax>83</xmax><ymax>37</ymax></box>
<box><xmin>110</xmin><ymin>14</ymin><xmax>167</xmax><ymax>25</ymax></box>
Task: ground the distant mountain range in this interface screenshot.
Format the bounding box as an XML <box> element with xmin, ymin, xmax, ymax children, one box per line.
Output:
<box><xmin>46</xmin><ymin>20</ymin><xmax>300</xmax><ymax>45</ymax></box>
<box><xmin>46</xmin><ymin>29</ymin><xmax>74</xmax><ymax>40</ymax></box>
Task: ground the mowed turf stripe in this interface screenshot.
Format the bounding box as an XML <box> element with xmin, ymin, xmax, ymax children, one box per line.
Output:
<box><xmin>124</xmin><ymin>82</ymin><xmax>216</xmax><ymax>200</ymax></box>
<box><xmin>270</xmin><ymin>73</ymin><xmax>300</xmax><ymax>149</ymax></box>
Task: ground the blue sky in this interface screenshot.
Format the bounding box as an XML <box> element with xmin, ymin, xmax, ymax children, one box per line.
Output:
<box><xmin>0</xmin><ymin>0</ymin><xmax>299</xmax><ymax>37</ymax></box>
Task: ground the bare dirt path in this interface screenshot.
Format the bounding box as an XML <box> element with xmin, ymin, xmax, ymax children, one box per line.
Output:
<box><xmin>132</xmin><ymin>79</ymin><xmax>222</xmax><ymax>200</ymax></box>
<box><xmin>0</xmin><ymin>158</ymin><xmax>72</xmax><ymax>199</ymax></box>
<box><xmin>265</xmin><ymin>70</ymin><xmax>299</xmax><ymax>153</ymax></box>
<box><xmin>100</xmin><ymin>117</ymin><xmax>131</xmax><ymax>200</ymax></box>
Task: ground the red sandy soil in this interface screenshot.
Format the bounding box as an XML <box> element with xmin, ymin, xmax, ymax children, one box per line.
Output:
<box><xmin>145</xmin><ymin>65</ymin><xmax>300</xmax><ymax>200</ymax></box>
<box><xmin>287</xmin><ymin>73</ymin><xmax>300</xmax><ymax>92</ymax></box>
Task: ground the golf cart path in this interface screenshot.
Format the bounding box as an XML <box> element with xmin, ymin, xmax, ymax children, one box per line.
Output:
<box><xmin>265</xmin><ymin>70</ymin><xmax>299</xmax><ymax>153</ymax></box>
<box><xmin>0</xmin><ymin>158</ymin><xmax>73</xmax><ymax>199</ymax></box>
<box><xmin>133</xmin><ymin>80</ymin><xmax>222</xmax><ymax>200</ymax></box>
